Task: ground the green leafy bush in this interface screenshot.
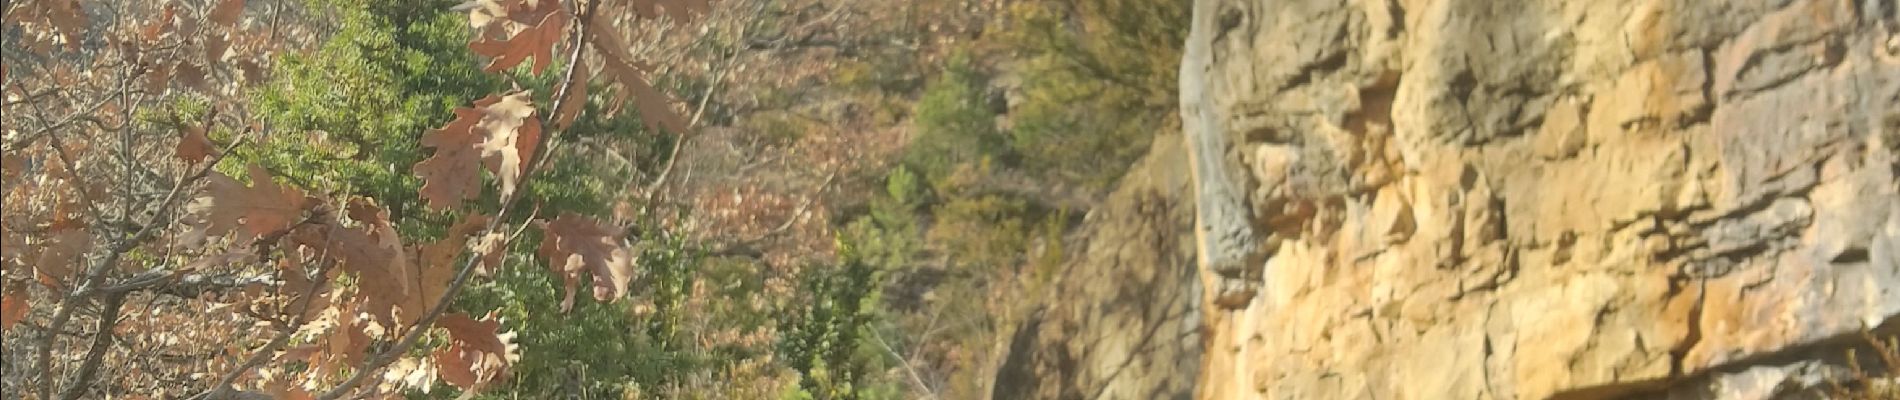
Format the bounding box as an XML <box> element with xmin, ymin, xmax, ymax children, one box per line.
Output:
<box><xmin>927</xmin><ymin>194</ymin><xmax>1029</xmax><ymax>270</ymax></box>
<box><xmin>247</xmin><ymin>0</ymin><xmax>500</xmax><ymax>231</ymax></box>
<box><xmin>778</xmin><ymin>241</ymin><xmax>898</xmax><ymax>400</ymax></box>
<box><xmin>238</xmin><ymin>1</ymin><xmax>736</xmax><ymax>398</ymax></box>
<box><xmin>905</xmin><ymin>54</ymin><xmax>1008</xmax><ymax>186</ymax></box>
<box><xmin>999</xmin><ymin>0</ymin><xmax>1188</xmax><ymax>190</ymax></box>
<box><xmin>455</xmin><ymin>217</ymin><xmax>707</xmax><ymax>398</ymax></box>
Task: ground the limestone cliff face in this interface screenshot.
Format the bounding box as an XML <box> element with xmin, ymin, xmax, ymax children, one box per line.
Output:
<box><xmin>1182</xmin><ymin>0</ymin><xmax>1900</xmax><ymax>399</ymax></box>
<box><xmin>992</xmin><ymin>134</ymin><xmax>1204</xmax><ymax>399</ymax></box>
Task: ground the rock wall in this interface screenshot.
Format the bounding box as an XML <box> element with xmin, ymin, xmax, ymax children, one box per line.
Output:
<box><xmin>1182</xmin><ymin>0</ymin><xmax>1900</xmax><ymax>399</ymax></box>
<box><xmin>993</xmin><ymin>134</ymin><xmax>1204</xmax><ymax>399</ymax></box>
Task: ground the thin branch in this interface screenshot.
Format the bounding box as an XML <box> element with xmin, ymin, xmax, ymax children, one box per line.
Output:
<box><xmin>16</xmin><ymin>321</ymin><xmax>99</xmax><ymax>338</ymax></box>
<box><xmin>9</xmin><ymin>79</ymin><xmax>113</xmax><ymax>224</ymax></box>
<box><xmin>869</xmin><ymin>328</ymin><xmax>938</xmax><ymax>400</ymax></box>
<box><xmin>702</xmin><ymin>170</ymin><xmax>834</xmax><ymax>259</ymax></box>
<box><xmin>34</xmin><ymin>135</ymin><xmax>247</xmax><ymax>399</ymax></box>
<box><xmin>190</xmin><ymin>332</ymin><xmax>293</xmax><ymax>400</ymax></box>
<box><xmin>33</xmin><ymin>274</ymin><xmax>73</xmax><ymax>397</ymax></box>
<box><xmin>43</xmin><ymin>126</ymin><xmax>112</xmax><ymax>220</ymax></box>
<box><xmin>761</xmin><ymin>170</ymin><xmax>834</xmax><ymax>236</ymax></box>
<box><xmin>640</xmin><ymin>70</ymin><xmax>720</xmax><ymax>198</ymax></box>
<box><xmin>641</xmin><ymin>5</ymin><xmax>748</xmax><ymax>200</ymax></box>
<box><xmin>3</xmin><ymin>81</ymin><xmax>133</xmax><ymax>151</ymax></box>
<box><xmin>505</xmin><ymin>205</ymin><xmax>542</xmax><ymax>244</ymax></box>
<box><xmin>119</xmin><ymin>64</ymin><xmax>138</xmax><ymax>237</ymax></box>
<box><xmin>87</xmin><ymin>270</ymin><xmax>274</xmax><ymax>298</ymax></box>
<box><xmin>1</xmin><ymin>87</ymin><xmax>64</xmax><ymax>107</ymax></box>
<box><xmin>190</xmin><ymin>261</ymin><xmax>334</xmax><ymax>400</ymax></box>
<box><xmin>57</xmin><ymin>291</ymin><xmax>128</xmax><ymax>400</ymax></box>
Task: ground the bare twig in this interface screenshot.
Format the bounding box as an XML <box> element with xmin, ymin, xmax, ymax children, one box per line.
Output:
<box><xmin>638</xmin><ymin>0</ymin><xmax>765</xmax><ymax>200</ymax></box>
<box><xmin>869</xmin><ymin>328</ymin><xmax>938</xmax><ymax>400</ymax></box>
<box><xmin>190</xmin><ymin>331</ymin><xmax>294</xmax><ymax>400</ymax></box>
<box><xmin>702</xmin><ymin>170</ymin><xmax>834</xmax><ymax>260</ymax></box>
<box><xmin>87</xmin><ymin>269</ymin><xmax>274</xmax><ymax>298</ymax></box>
<box><xmin>0</xmin><ymin>87</ymin><xmax>64</xmax><ymax>108</ymax></box>
<box><xmin>34</xmin><ymin>134</ymin><xmax>247</xmax><ymax>399</ymax></box>
<box><xmin>57</xmin><ymin>291</ymin><xmax>128</xmax><ymax>400</ymax></box>
<box><xmin>763</xmin><ymin>170</ymin><xmax>834</xmax><ymax>235</ymax></box>
<box><xmin>640</xmin><ymin>66</ymin><xmax>724</xmax><ymax>198</ymax></box>
<box><xmin>3</xmin><ymin>81</ymin><xmax>134</xmax><ymax>151</ymax></box>
<box><xmin>43</xmin><ymin>127</ymin><xmax>112</xmax><ymax>220</ymax></box>
<box><xmin>190</xmin><ymin>261</ymin><xmax>334</xmax><ymax>400</ymax></box>
<box><xmin>505</xmin><ymin>205</ymin><xmax>542</xmax><ymax>244</ymax></box>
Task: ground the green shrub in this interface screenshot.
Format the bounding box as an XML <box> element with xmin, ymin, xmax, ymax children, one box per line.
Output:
<box><xmin>927</xmin><ymin>194</ymin><xmax>1029</xmax><ymax>271</ymax></box>
<box><xmin>778</xmin><ymin>241</ymin><xmax>895</xmax><ymax>400</ymax></box>
<box><xmin>240</xmin><ymin>1</ymin><xmax>724</xmax><ymax>398</ymax></box>
<box><xmin>247</xmin><ymin>0</ymin><xmax>500</xmax><ymax>232</ymax></box>
<box><xmin>999</xmin><ymin>0</ymin><xmax>1188</xmax><ymax>190</ymax></box>
<box><xmin>867</xmin><ymin>166</ymin><xmax>923</xmax><ymax>250</ymax></box>
<box><xmin>455</xmin><ymin>217</ymin><xmax>708</xmax><ymax>399</ymax></box>
<box><xmin>905</xmin><ymin>54</ymin><xmax>1008</xmax><ymax>186</ymax></box>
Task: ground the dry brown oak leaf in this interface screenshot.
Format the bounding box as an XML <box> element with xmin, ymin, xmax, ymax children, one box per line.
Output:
<box><xmin>203</xmin><ymin>164</ymin><xmax>309</xmax><ymax>238</ymax></box>
<box><xmin>585</xmin><ymin>22</ymin><xmax>689</xmax><ymax>134</ymax></box>
<box><xmin>467</xmin><ymin>2</ymin><xmax>570</xmax><ymax>75</ymax></box>
<box><xmin>414</xmin><ymin>91</ymin><xmax>542</xmax><ymax>210</ymax></box>
<box><xmin>302</xmin><ymin>299</ymin><xmax>373</xmax><ymax>380</ymax></box>
<box><xmin>433</xmin><ymin>312</ymin><xmax>519</xmax><ymax>393</ymax></box>
<box><xmin>175</xmin><ymin>120</ymin><xmax>216</xmax><ymax>164</ymax></box>
<box><xmin>290</xmin><ymin>205</ymin><xmax>409</xmax><ymax>328</ymax></box>
<box><xmin>536</xmin><ymin>213</ymin><xmax>634</xmax><ymax>312</ymax></box>
<box><xmin>31</xmin><ymin>229</ymin><xmax>89</xmax><ymax>290</ymax></box>
<box><xmin>0</xmin><ymin>288</ymin><xmax>27</xmax><ymax>333</ymax></box>
<box><xmin>209</xmin><ymin>0</ymin><xmax>246</xmax><ymax>26</ymax></box>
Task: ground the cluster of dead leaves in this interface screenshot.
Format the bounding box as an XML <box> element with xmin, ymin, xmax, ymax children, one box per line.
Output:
<box><xmin>415</xmin><ymin>92</ymin><xmax>543</xmax><ymax>209</ymax></box>
<box><xmin>432</xmin><ymin>312</ymin><xmax>521</xmax><ymax>392</ymax></box>
<box><xmin>3</xmin><ymin>0</ymin><xmax>90</xmax><ymax>52</ymax></box>
<box><xmin>119</xmin><ymin>0</ymin><xmax>279</xmax><ymax>95</ymax></box>
<box><xmin>537</xmin><ymin>213</ymin><xmax>636</xmax><ymax>312</ymax></box>
<box><xmin>392</xmin><ymin>1</ymin><xmax>710</xmax><ymax>391</ymax></box>
<box><xmin>177</xmin><ymin>166</ymin><xmax>526</xmax><ymax>395</ymax></box>
<box><xmin>2</xmin><ymin>0</ymin><xmax>708</xmax><ymax>396</ymax></box>
<box><xmin>0</xmin><ymin>151</ymin><xmax>101</xmax><ymax>332</ymax></box>
<box><xmin>244</xmin><ymin>0</ymin><xmax>703</xmax><ymax>394</ymax></box>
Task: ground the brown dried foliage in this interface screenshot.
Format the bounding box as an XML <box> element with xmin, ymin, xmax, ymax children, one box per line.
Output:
<box><xmin>0</xmin><ymin>0</ymin><xmax>704</xmax><ymax>398</ymax></box>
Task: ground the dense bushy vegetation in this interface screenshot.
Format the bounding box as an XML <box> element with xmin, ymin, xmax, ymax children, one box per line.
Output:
<box><xmin>0</xmin><ymin>0</ymin><xmax>1185</xmax><ymax>397</ymax></box>
<box><xmin>798</xmin><ymin>0</ymin><xmax>1192</xmax><ymax>397</ymax></box>
<box><xmin>239</xmin><ymin>2</ymin><xmax>727</xmax><ymax>397</ymax></box>
<box><xmin>1003</xmin><ymin>0</ymin><xmax>1189</xmax><ymax>191</ymax></box>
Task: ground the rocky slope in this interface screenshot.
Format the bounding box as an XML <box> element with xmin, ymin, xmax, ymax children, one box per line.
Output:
<box><xmin>1179</xmin><ymin>0</ymin><xmax>1900</xmax><ymax>399</ymax></box>
<box><xmin>992</xmin><ymin>133</ymin><xmax>1204</xmax><ymax>399</ymax></box>
<box><xmin>990</xmin><ymin>0</ymin><xmax>1899</xmax><ymax>398</ymax></box>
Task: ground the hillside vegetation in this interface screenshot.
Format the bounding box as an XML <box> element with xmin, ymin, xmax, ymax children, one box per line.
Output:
<box><xmin>0</xmin><ymin>0</ymin><xmax>1186</xmax><ymax>398</ymax></box>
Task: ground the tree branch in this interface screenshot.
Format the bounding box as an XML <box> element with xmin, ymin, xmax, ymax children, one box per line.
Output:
<box><xmin>639</xmin><ymin>68</ymin><xmax>721</xmax><ymax>199</ymax></box>
<box><xmin>869</xmin><ymin>328</ymin><xmax>938</xmax><ymax>400</ymax></box>
<box><xmin>0</xmin><ymin>87</ymin><xmax>65</xmax><ymax>108</ymax></box>
<box><xmin>34</xmin><ymin>134</ymin><xmax>247</xmax><ymax>399</ymax></box>
<box><xmin>57</xmin><ymin>291</ymin><xmax>127</xmax><ymax>400</ymax></box>
<box><xmin>190</xmin><ymin>261</ymin><xmax>335</xmax><ymax>400</ymax></box>
<box><xmin>86</xmin><ymin>270</ymin><xmax>275</xmax><ymax>298</ymax></box>
<box><xmin>640</xmin><ymin>0</ymin><xmax>762</xmax><ymax>201</ymax></box>
<box><xmin>2</xmin><ymin>81</ymin><xmax>128</xmax><ymax>152</ymax></box>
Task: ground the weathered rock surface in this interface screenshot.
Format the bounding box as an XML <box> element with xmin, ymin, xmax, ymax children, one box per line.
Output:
<box><xmin>993</xmin><ymin>134</ymin><xmax>1205</xmax><ymax>399</ymax></box>
<box><xmin>1181</xmin><ymin>0</ymin><xmax>1900</xmax><ymax>399</ymax></box>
